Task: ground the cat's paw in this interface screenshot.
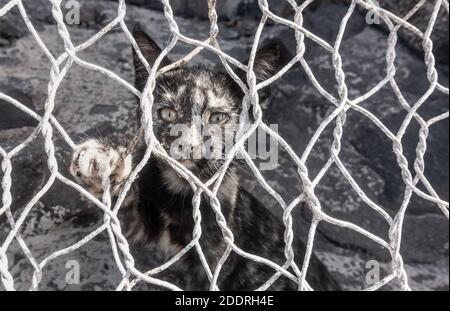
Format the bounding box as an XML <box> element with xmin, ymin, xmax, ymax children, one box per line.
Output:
<box><xmin>70</xmin><ymin>139</ymin><xmax>132</xmax><ymax>196</ymax></box>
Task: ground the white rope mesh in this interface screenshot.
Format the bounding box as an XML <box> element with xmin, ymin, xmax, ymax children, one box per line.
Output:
<box><xmin>0</xmin><ymin>0</ymin><xmax>448</xmax><ymax>291</ymax></box>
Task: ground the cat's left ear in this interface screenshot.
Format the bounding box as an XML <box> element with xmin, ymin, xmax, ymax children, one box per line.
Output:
<box><xmin>132</xmin><ymin>27</ymin><xmax>172</xmax><ymax>92</ymax></box>
<box><xmin>245</xmin><ymin>40</ymin><xmax>289</xmax><ymax>110</ymax></box>
<box><xmin>253</xmin><ymin>40</ymin><xmax>283</xmax><ymax>81</ymax></box>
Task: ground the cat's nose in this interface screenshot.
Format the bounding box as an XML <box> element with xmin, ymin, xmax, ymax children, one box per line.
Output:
<box><xmin>188</xmin><ymin>144</ymin><xmax>203</xmax><ymax>160</ymax></box>
<box><xmin>170</xmin><ymin>143</ymin><xmax>202</xmax><ymax>160</ymax></box>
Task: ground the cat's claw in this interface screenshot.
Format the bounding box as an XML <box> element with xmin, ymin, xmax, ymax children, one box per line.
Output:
<box><xmin>70</xmin><ymin>139</ymin><xmax>132</xmax><ymax>196</ymax></box>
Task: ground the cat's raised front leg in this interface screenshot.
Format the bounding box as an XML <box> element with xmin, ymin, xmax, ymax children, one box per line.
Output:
<box><xmin>70</xmin><ymin>139</ymin><xmax>132</xmax><ymax>198</ymax></box>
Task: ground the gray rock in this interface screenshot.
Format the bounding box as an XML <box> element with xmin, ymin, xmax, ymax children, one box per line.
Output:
<box><xmin>0</xmin><ymin>81</ymin><xmax>38</xmax><ymax>130</ymax></box>
<box><xmin>0</xmin><ymin>9</ymin><xmax>29</xmax><ymax>43</ymax></box>
<box><xmin>377</xmin><ymin>0</ymin><xmax>449</xmax><ymax>65</ymax></box>
<box><xmin>249</xmin><ymin>24</ymin><xmax>449</xmax><ymax>266</ymax></box>
<box><xmin>107</xmin><ymin>0</ymin><xmax>450</xmax><ymax>65</ymax></box>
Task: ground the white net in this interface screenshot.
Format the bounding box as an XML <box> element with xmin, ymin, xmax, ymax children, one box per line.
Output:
<box><xmin>0</xmin><ymin>0</ymin><xmax>448</xmax><ymax>291</ymax></box>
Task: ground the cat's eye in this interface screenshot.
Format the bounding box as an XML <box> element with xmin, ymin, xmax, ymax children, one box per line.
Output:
<box><xmin>159</xmin><ymin>108</ymin><xmax>178</xmax><ymax>123</ymax></box>
<box><xmin>210</xmin><ymin>112</ymin><xmax>230</xmax><ymax>124</ymax></box>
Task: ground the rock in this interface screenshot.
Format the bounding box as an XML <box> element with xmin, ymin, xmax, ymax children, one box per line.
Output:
<box><xmin>3</xmin><ymin>0</ymin><xmax>447</xmax><ymax>65</ymax></box>
<box><xmin>377</xmin><ymin>0</ymin><xmax>449</xmax><ymax>65</ymax></box>
<box><xmin>248</xmin><ymin>23</ymin><xmax>448</xmax><ymax>265</ymax></box>
<box><xmin>0</xmin><ymin>5</ymin><xmax>29</xmax><ymax>47</ymax></box>
<box><xmin>0</xmin><ymin>82</ymin><xmax>38</xmax><ymax>130</ymax></box>
<box><xmin>103</xmin><ymin>0</ymin><xmax>450</xmax><ymax>66</ymax></box>
<box><xmin>98</xmin><ymin>0</ymin><xmax>257</xmax><ymax>21</ymax></box>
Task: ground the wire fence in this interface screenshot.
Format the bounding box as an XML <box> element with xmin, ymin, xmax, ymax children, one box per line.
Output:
<box><xmin>0</xmin><ymin>0</ymin><xmax>449</xmax><ymax>291</ymax></box>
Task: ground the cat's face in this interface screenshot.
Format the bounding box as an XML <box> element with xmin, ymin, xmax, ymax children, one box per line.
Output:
<box><xmin>132</xmin><ymin>29</ymin><xmax>282</xmax><ymax>176</ymax></box>
<box><xmin>151</xmin><ymin>68</ymin><xmax>241</xmax><ymax>171</ymax></box>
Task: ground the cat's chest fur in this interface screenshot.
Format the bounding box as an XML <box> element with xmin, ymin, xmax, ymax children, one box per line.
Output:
<box><xmin>131</xmin><ymin>157</ymin><xmax>238</xmax><ymax>257</ymax></box>
<box><xmin>120</xmin><ymin>156</ymin><xmax>339</xmax><ymax>290</ymax></box>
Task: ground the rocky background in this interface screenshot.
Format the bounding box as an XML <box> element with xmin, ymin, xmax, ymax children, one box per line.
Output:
<box><xmin>0</xmin><ymin>0</ymin><xmax>448</xmax><ymax>291</ymax></box>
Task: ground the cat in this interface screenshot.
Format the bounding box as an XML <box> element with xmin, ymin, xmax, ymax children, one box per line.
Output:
<box><xmin>69</xmin><ymin>28</ymin><xmax>340</xmax><ymax>291</ymax></box>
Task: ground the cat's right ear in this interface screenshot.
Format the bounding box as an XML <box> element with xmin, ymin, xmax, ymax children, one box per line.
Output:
<box><xmin>132</xmin><ymin>28</ymin><xmax>171</xmax><ymax>91</ymax></box>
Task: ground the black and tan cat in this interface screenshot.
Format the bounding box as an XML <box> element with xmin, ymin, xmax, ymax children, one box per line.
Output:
<box><xmin>70</xmin><ymin>29</ymin><xmax>339</xmax><ymax>291</ymax></box>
